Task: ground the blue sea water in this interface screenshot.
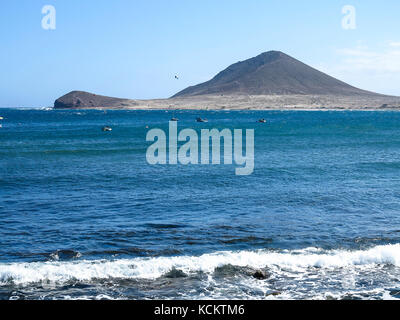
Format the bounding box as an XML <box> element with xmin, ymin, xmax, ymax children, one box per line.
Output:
<box><xmin>1</xmin><ymin>109</ymin><xmax>400</xmax><ymax>300</ymax></box>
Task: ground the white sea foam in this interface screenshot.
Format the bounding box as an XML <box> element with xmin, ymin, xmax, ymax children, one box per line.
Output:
<box><xmin>1</xmin><ymin>244</ymin><xmax>400</xmax><ymax>285</ymax></box>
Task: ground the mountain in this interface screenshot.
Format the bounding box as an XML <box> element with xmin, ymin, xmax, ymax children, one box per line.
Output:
<box><xmin>172</xmin><ymin>51</ymin><xmax>377</xmax><ymax>97</ymax></box>
<box><xmin>54</xmin><ymin>51</ymin><xmax>400</xmax><ymax>110</ymax></box>
<box><xmin>54</xmin><ymin>91</ymin><xmax>135</xmax><ymax>109</ymax></box>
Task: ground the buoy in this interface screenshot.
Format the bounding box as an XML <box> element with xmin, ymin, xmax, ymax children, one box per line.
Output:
<box><xmin>196</xmin><ymin>117</ymin><xmax>208</xmax><ymax>123</ymax></box>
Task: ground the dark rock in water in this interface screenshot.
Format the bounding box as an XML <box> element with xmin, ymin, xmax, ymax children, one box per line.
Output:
<box><xmin>214</xmin><ymin>264</ymin><xmax>251</xmax><ymax>277</ymax></box>
<box><xmin>341</xmin><ymin>294</ymin><xmax>363</xmax><ymax>300</ymax></box>
<box><xmin>214</xmin><ymin>264</ymin><xmax>270</xmax><ymax>280</ymax></box>
<box><xmin>164</xmin><ymin>268</ymin><xmax>187</xmax><ymax>279</ymax></box>
<box><xmin>172</xmin><ymin>51</ymin><xmax>379</xmax><ymax>97</ymax></box>
<box><xmin>253</xmin><ymin>269</ymin><xmax>270</xmax><ymax>280</ymax></box>
<box><xmin>265</xmin><ymin>291</ymin><xmax>281</xmax><ymax>297</ymax></box>
<box><xmin>49</xmin><ymin>249</ymin><xmax>81</xmax><ymax>261</ymax></box>
<box><xmin>389</xmin><ymin>288</ymin><xmax>400</xmax><ymax>298</ymax></box>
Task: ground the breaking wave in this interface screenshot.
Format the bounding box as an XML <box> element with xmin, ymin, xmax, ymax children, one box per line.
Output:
<box><xmin>1</xmin><ymin>244</ymin><xmax>400</xmax><ymax>285</ymax></box>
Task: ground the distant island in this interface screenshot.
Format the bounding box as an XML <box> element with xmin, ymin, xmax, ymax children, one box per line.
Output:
<box><xmin>54</xmin><ymin>51</ymin><xmax>400</xmax><ymax>110</ymax></box>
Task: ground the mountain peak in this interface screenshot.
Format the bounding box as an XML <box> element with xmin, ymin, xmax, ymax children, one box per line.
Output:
<box><xmin>234</xmin><ymin>51</ymin><xmax>290</xmax><ymax>68</ymax></box>
<box><xmin>172</xmin><ymin>51</ymin><xmax>375</xmax><ymax>97</ymax></box>
<box><xmin>256</xmin><ymin>50</ymin><xmax>288</xmax><ymax>59</ymax></box>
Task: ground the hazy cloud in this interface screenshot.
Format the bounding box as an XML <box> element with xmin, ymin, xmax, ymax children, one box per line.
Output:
<box><xmin>336</xmin><ymin>45</ymin><xmax>400</xmax><ymax>73</ymax></box>
<box><xmin>317</xmin><ymin>43</ymin><xmax>400</xmax><ymax>95</ymax></box>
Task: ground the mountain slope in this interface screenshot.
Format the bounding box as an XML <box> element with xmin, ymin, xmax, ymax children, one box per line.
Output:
<box><xmin>54</xmin><ymin>50</ymin><xmax>400</xmax><ymax>110</ymax></box>
<box><xmin>54</xmin><ymin>91</ymin><xmax>135</xmax><ymax>109</ymax></box>
<box><xmin>172</xmin><ymin>51</ymin><xmax>377</xmax><ymax>97</ymax></box>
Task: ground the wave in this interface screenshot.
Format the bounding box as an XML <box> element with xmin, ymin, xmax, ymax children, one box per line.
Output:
<box><xmin>1</xmin><ymin>244</ymin><xmax>400</xmax><ymax>285</ymax></box>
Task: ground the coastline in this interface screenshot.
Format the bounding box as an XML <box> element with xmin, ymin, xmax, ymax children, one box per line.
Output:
<box><xmin>53</xmin><ymin>93</ymin><xmax>400</xmax><ymax>111</ymax></box>
<box><xmin>50</xmin><ymin>107</ymin><xmax>400</xmax><ymax>111</ymax></box>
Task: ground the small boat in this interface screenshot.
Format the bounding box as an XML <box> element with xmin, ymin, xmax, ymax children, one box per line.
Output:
<box><xmin>171</xmin><ymin>118</ymin><xmax>179</xmax><ymax>121</ymax></box>
<box><xmin>0</xmin><ymin>117</ymin><xmax>3</xmax><ymax>120</ymax></box>
<box><xmin>258</xmin><ymin>119</ymin><xmax>267</xmax><ymax>123</ymax></box>
<box><xmin>196</xmin><ymin>117</ymin><xmax>208</xmax><ymax>123</ymax></box>
<box><xmin>102</xmin><ymin>126</ymin><xmax>112</xmax><ymax>132</ymax></box>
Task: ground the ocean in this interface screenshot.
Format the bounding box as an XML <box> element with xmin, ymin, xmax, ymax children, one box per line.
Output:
<box><xmin>1</xmin><ymin>109</ymin><xmax>400</xmax><ymax>300</ymax></box>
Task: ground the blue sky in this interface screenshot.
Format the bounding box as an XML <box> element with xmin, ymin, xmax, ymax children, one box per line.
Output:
<box><xmin>1</xmin><ymin>0</ymin><xmax>400</xmax><ymax>107</ymax></box>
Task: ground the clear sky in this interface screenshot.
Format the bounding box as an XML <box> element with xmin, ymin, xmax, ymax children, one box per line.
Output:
<box><xmin>1</xmin><ymin>0</ymin><xmax>400</xmax><ymax>107</ymax></box>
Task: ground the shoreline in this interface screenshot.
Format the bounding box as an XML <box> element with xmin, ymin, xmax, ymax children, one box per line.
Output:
<box><xmin>4</xmin><ymin>106</ymin><xmax>400</xmax><ymax>111</ymax></box>
<box><xmin>53</xmin><ymin>93</ymin><xmax>400</xmax><ymax>111</ymax></box>
<box><xmin>4</xmin><ymin>107</ymin><xmax>400</xmax><ymax>111</ymax></box>
<box><xmin>49</xmin><ymin>107</ymin><xmax>400</xmax><ymax>111</ymax></box>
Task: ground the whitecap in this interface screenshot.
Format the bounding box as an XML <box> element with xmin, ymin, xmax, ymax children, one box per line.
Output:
<box><xmin>1</xmin><ymin>244</ymin><xmax>400</xmax><ymax>285</ymax></box>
